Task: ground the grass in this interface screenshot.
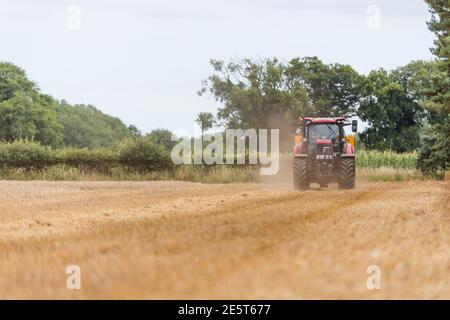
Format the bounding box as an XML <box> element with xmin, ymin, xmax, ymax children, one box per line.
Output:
<box><xmin>357</xmin><ymin>167</ymin><xmax>424</xmax><ymax>182</ymax></box>
<box><xmin>0</xmin><ymin>164</ymin><xmax>429</xmax><ymax>183</ymax></box>
<box><xmin>0</xmin><ymin>164</ymin><xmax>259</xmax><ymax>183</ymax></box>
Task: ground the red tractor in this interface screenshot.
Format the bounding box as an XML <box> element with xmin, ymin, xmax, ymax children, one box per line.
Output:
<box><xmin>292</xmin><ymin>117</ymin><xmax>357</xmax><ymax>190</ymax></box>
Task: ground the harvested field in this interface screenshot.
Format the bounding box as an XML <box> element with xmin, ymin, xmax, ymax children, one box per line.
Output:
<box><xmin>0</xmin><ymin>179</ymin><xmax>448</xmax><ymax>299</ymax></box>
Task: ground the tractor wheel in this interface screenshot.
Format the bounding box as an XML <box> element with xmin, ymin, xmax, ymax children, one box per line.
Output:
<box><xmin>339</xmin><ymin>157</ymin><xmax>355</xmax><ymax>189</ymax></box>
<box><xmin>293</xmin><ymin>157</ymin><xmax>309</xmax><ymax>190</ymax></box>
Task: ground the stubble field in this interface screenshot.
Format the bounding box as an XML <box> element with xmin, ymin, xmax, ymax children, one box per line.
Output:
<box><xmin>0</xmin><ymin>178</ymin><xmax>448</xmax><ymax>299</ymax></box>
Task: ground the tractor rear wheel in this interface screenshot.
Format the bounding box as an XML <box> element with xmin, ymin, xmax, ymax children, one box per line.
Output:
<box><xmin>293</xmin><ymin>157</ymin><xmax>309</xmax><ymax>190</ymax></box>
<box><xmin>339</xmin><ymin>157</ymin><xmax>355</xmax><ymax>189</ymax></box>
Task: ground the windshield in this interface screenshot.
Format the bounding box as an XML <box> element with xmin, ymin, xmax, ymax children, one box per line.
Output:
<box><xmin>308</xmin><ymin>124</ymin><xmax>339</xmax><ymax>141</ymax></box>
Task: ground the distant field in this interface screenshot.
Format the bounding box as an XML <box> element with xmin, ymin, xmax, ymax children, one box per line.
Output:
<box><xmin>0</xmin><ymin>179</ymin><xmax>448</xmax><ymax>299</ymax></box>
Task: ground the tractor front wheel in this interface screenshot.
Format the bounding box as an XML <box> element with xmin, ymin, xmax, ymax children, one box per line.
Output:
<box><xmin>339</xmin><ymin>157</ymin><xmax>355</xmax><ymax>189</ymax></box>
<box><xmin>293</xmin><ymin>157</ymin><xmax>309</xmax><ymax>190</ymax></box>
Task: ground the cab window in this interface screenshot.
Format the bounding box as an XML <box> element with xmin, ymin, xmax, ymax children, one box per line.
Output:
<box><xmin>307</xmin><ymin>124</ymin><xmax>339</xmax><ymax>141</ymax></box>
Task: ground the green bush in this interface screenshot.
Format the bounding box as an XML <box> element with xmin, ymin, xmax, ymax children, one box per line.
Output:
<box><xmin>55</xmin><ymin>147</ymin><xmax>117</xmax><ymax>173</ymax></box>
<box><xmin>0</xmin><ymin>140</ymin><xmax>55</xmax><ymax>170</ymax></box>
<box><xmin>118</xmin><ymin>137</ymin><xmax>173</xmax><ymax>172</ymax></box>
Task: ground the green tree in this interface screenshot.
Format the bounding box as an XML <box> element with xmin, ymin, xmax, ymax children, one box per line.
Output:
<box><xmin>200</xmin><ymin>57</ymin><xmax>364</xmax><ymax>151</ymax></box>
<box><xmin>286</xmin><ymin>57</ymin><xmax>364</xmax><ymax>117</ymax></box>
<box><xmin>195</xmin><ymin>112</ymin><xmax>215</xmax><ymax>136</ymax></box>
<box><xmin>146</xmin><ymin>128</ymin><xmax>176</xmax><ymax>150</ymax></box>
<box><xmin>0</xmin><ymin>63</ymin><xmax>63</xmax><ymax>147</ymax></box>
<box><xmin>56</xmin><ymin>101</ymin><xmax>132</xmax><ymax>148</ymax></box>
<box><xmin>128</xmin><ymin>125</ymin><xmax>141</xmax><ymax>137</ymax></box>
<box><xmin>417</xmin><ymin>0</ymin><xmax>449</xmax><ymax>177</ymax></box>
<box><xmin>358</xmin><ymin>61</ymin><xmax>438</xmax><ymax>152</ymax></box>
<box><xmin>199</xmin><ymin>58</ymin><xmax>309</xmax><ymax>129</ymax></box>
<box><xmin>390</xmin><ymin>60</ymin><xmax>440</xmax><ymax>105</ymax></box>
<box><xmin>200</xmin><ymin>57</ymin><xmax>363</xmax><ymax>130</ymax></box>
<box><xmin>0</xmin><ymin>62</ymin><xmax>37</xmax><ymax>101</ymax></box>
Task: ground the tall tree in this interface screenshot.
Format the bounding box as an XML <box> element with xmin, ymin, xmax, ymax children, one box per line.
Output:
<box><xmin>146</xmin><ymin>128</ymin><xmax>177</xmax><ymax>150</ymax></box>
<box><xmin>0</xmin><ymin>62</ymin><xmax>37</xmax><ymax>101</ymax></box>
<box><xmin>287</xmin><ymin>57</ymin><xmax>364</xmax><ymax>117</ymax></box>
<box><xmin>199</xmin><ymin>58</ymin><xmax>309</xmax><ymax>129</ymax></box>
<box><xmin>0</xmin><ymin>63</ymin><xmax>63</xmax><ymax>147</ymax></box>
<box><xmin>56</xmin><ymin>101</ymin><xmax>132</xmax><ymax>148</ymax></box>
<box><xmin>200</xmin><ymin>57</ymin><xmax>363</xmax><ymax>132</ymax></box>
<box><xmin>417</xmin><ymin>0</ymin><xmax>449</xmax><ymax>177</ymax></box>
<box><xmin>195</xmin><ymin>112</ymin><xmax>215</xmax><ymax>136</ymax></box>
<box><xmin>0</xmin><ymin>62</ymin><xmax>138</xmax><ymax>148</ymax></box>
<box><xmin>128</xmin><ymin>125</ymin><xmax>141</xmax><ymax>137</ymax></box>
<box><xmin>358</xmin><ymin>61</ymin><xmax>439</xmax><ymax>152</ymax></box>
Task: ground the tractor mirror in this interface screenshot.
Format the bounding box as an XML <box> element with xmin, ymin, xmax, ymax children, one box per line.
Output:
<box><xmin>351</xmin><ymin>120</ymin><xmax>358</xmax><ymax>132</ymax></box>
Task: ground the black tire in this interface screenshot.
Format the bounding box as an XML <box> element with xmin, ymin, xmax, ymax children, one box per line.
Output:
<box><xmin>339</xmin><ymin>157</ymin><xmax>355</xmax><ymax>189</ymax></box>
<box><xmin>293</xmin><ymin>157</ymin><xmax>309</xmax><ymax>190</ymax></box>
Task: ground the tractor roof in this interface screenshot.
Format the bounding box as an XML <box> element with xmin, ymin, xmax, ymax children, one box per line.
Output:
<box><xmin>302</xmin><ymin>117</ymin><xmax>346</xmax><ymax>124</ymax></box>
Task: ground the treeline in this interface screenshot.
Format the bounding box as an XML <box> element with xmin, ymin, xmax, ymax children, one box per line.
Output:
<box><xmin>199</xmin><ymin>58</ymin><xmax>439</xmax><ymax>153</ymax></box>
<box><xmin>197</xmin><ymin>1</ymin><xmax>448</xmax><ymax>177</ymax></box>
<box><xmin>0</xmin><ymin>62</ymin><xmax>136</xmax><ymax>148</ymax></box>
<box><xmin>57</xmin><ymin>101</ymin><xmax>133</xmax><ymax>148</ymax></box>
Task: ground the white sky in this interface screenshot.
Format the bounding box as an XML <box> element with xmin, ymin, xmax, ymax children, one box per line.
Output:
<box><xmin>0</xmin><ymin>0</ymin><xmax>435</xmax><ymax>134</ymax></box>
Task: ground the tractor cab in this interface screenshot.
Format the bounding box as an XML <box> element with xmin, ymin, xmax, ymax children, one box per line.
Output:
<box><xmin>292</xmin><ymin>117</ymin><xmax>357</xmax><ymax>189</ymax></box>
<box><xmin>306</xmin><ymin>122</ymin><xmax>341</xmax><ymax>154</ymax></box>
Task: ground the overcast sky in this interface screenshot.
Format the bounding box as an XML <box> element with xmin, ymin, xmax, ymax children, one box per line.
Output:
<box><xmin>0</xmin><ymin>0</ymin><xmax>435</xmax><ymax>134</ymax></box>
